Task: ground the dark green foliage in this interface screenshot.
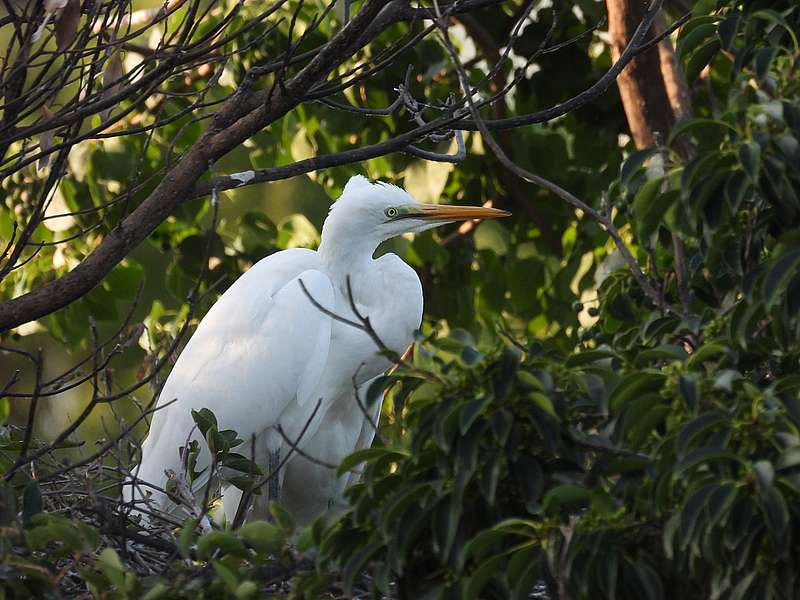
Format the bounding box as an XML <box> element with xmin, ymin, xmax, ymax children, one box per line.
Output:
<box><xmin>303</xmin><ymin>3</ymin><xmax>800</xmax><ymax>598</ymax></box>
<box><xmin>308</xmin><ymin>318</ymin><xmax>800</xmax><ymax>598</ymax></box>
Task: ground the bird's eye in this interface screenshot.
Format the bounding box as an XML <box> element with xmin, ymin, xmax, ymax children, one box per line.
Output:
<box><xmin>384</xmin><ymin>207</ymin><xmax>399</xmax><ymax>218</ymax></box>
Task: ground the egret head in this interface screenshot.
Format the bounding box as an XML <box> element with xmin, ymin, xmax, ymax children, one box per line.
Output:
<box><xmin>320</xmin><ymin>175</ymin><xmax>510</xmax><ymax>255</ymax></box>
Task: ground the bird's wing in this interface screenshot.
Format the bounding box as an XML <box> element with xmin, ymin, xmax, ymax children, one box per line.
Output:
<box><xmin>135</xmin><ymin>250</ymin><xmax>335</xmax><ymax>492</ymax></box>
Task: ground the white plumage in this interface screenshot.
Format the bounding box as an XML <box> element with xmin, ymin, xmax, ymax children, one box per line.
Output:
<box><xmin>127</xmin><ymin>175</ymin><xmax>508</xmax><ymax>524</ymax></box>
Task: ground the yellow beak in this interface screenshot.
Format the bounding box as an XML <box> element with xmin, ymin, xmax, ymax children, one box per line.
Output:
<box><xmin>415</xmin><ymin>204</ymin><xmax>511</xmax><ymax>221</ymax></box>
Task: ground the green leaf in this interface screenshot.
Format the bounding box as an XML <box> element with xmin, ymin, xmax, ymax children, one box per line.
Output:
<box><xmin>0</xmin><ymin>397</ymin><xmax>9</xmax><ymax>426</ymax></box>
<box><xmin>460</xmin><ymin>345</ymin><xmax>485</xmax><ymax>367</ymax></box>
<box><xmin>336</xmin><ymin>447</ymin><xmax>409</xmax><ymax>477</ymax></box>
<box><xmin>627</xmin><ymin>402</ymin><xmax>670</xmax><ymax>448</ymax></box>
<box><xmin>97</xmin><ymin>548</ymin><xmax>126</xmax><ymax>589</ymax></box>
<box><xmin>197</xmin><ymin>530</ymin><xmax>248</xmax><ymax>560</ymax></box>
<box><xmin>751</xmin><ymin>10</ymin><xmax>799</xmax><ymax>50</ymax></box>
<box><xmin>177</xmin><ymin>518</ymin><xmax>198</xmax><ymax>559</ymax></box>
<box><xmin>597</xmin><ymin>551</ymin><xmax>619</xmax><ymax>600</ymax></box>
<box><xmin>754</xmin><ymin>47</ymin><xmax>778</xmax><ymax>80</ymax></box>
<box><xmin>753</xmin><ymin>461</ymin><xmax>774</xmax><ymax>495</ymax></box>
<box><xmin>633</xmin><ymin>344</ymin><xmax>687</xmax><ymax>367</ymax></box>
<box><xmin>84</xmin><ymin>286</ymin><xmax>119</xmax><ymax>322</ymax></box>
<box><xmin>687</xmin><ymin>342</ymin><xmax>729</xmax><ymax>368</ymax></box>
<box><xmin>760</xmin><ymin>486</ymin><xmax>789</xmax><ymax>543</ymax></box>
<box><xmin>565</xmin><ymin>349</ymin><xmax>621</xmax><ymax>367</ymax></box>
<box><xmin>479</xmin><ymin>455</ymin><xmax>502</xmax><ymax>505</ymax></box>
<box><xmin>515</xmin><ymin>455</ymin><xmax>543</xmax><ymax>513</ymax></box>
<box><xmin>678</xmin><ymin>375</ymin><xmax>698</xmax><ymax>412</ymax></box>
<box><xmin>342</xmin><ymin>541</ymin><xmax>383</xmax><ymax>595</ymax></box>
<box><xmin>676</xmin><ymin>411</ymin><xmax>727</xmax><ymax>457</ymax></box>
<box><xmin>191</xmin><ymin>408</ymin><xmax>218</xmax><ymax>436</ymax></box>
<box><xmin>238</xmin><ymin>212</ymin><xmax>277</xmax><ymax>254</ymax></box>
<box><xmin>105</xmin><ymin>261</ymin><xmax>144</xmax><ymax>298</ymax></box>
<box><xmin>662</xmin><ymin>513</ymin><xmax>679</xmax><ymax>560</ymax></box>
<box><xmin>222</xmin><ymin>453</ymin><xmax>263</xmax><ymax>475</ymax></box>
<box><xmin>491</xmin><ymin>409</ymin><xmax>513</xmax><ymax>444</ymax></box>
<box><xmin>776</xmin><ymin>446</ymin><xmax>800</xmax><ymax>472</ymax></box>
<box><xmin>458</xmin><ymin>420</ymin><xmax>487</xmax><ymax>473</ymax></box>
<box><xmin>381</xmin><ymin>483</ymin><xmax>432</xmax><ymax>535</ymax></box>
<box><xmin>729</xmin><ymin>572</ymin><xmax>757</xmax><ymax>600</ymax></box>
<box><xmin>730</xmin><ymin>301</ymin><xmax>763</xmax><ymax>349</ymax></box>
<box><xmin>632</xmin><ymin>561</ymin><xmax>664</xmax><ymax>600</ymax></box>
<box><xmin>459</xmin><ymin>530</ymin><xmax>507</xmax><ymax>569</ymax></box>
<box><xmin>235</xmin><ymin>581</ymin><xmax>258</xmax><ymax>600</ymax></box>
<box><xmin>277</xmin><ymin>214</ymin><xmax>320</xmax><ymax>249</ymax></box>
<box><xmin>678</xmin><ymin>14</ymin><xmax>718</xmax><ymax>40</ymax></box>
<box><xmin>542</xmin><ymin>484</ymin><xmax>590</xmax><ymax>514</ymax></box>
<box><xmin>27</xmin><ymin>514</ymin><xmax>88</xmax><ymax>554</ymax></box>
<box><xmin>22</xmin><ymin>480</ymin><xmax>42</xmax><ymax>528</ymax></box>
<box><xmin>528</xmin><ymin>391</ymin><xmax>557</xmax><ymax>419</ymax></box>
<box><xmin>269</xmin><ymin>500</ymin><xmax>295</xmax><ymax>533</ymax></box>
<box><xmin>205</xmin><ymin>425</ymin><xmax>221</xmax><ymax>454</ymax></box>
<box><xmin>464</xmin><ymin>555</ymin><xmax>505</xmax><ymax>600</ymax></box>
<box><xmin>738</xmin><ymin>142</ymin><xmax>761</xmax><ymax>180</ymax></box>
<box><xmin>633</xmin><ymin>181</ymin><xmax>678</xmax><ymax>241</ymax></box>
<box><xmin>676</xmin><ymin>447</ymin><xmax>742</xmax><ymax>475</ymax></box>
<box><xmin>685</xmin><ymin>38</ymin><xmax>721</xmax><ymax>83</ymax></box>
<box><xmin>508</xmin><ymin>546</ymin><xmax>541</xmax><ymax>600</ymax></box>
<box><xmin>212</xmin><ymin>559</ymin><xmax>240</xmax><ymax>591</ymax></box>
<box><xmin>141</xmin><ymin>583</ymin><xmax>170</xmax><ymax>600</ymax></box>
<box><xmin>677</xmin><ymin>22</ymin><xmax>718</xmax><ymax>62</ymax></box>
<box><xmin>778</xmin><ymin>394</ymin><xmax>800</xmax><ymax>429</ymax></box>
<box><xmin>165</xmin><ymin>261</ymin><xmax>194</xmax><ymax>301</ymax></box>
<box><xmin>239</xmin><ymin>520</ymin><xmax>285</xmax><ymax>555</ymax></box>
<box><xmin>474</xmin><ymin>220</ymin><xmax>510</xmax><ymax>256</ymax></box>
<box><xmin>459</xmin><ymin>397</ymin><xmax>489</xmax><ymax>435</ymax></box>
<box><xmin>365</xmin><ymin>375</ymin><xmax>391</xmax><ymax>408</ymax></box>
<box><xmin>706</xmin><ymin>484</ymin><xmax>738</xmax><ymax>530</ymax></box>
<box><xmin>608</xmin><ymin>372</ymin><xmax>666</xmax><ymax>412</ymax></box>
<box><xmin>669</xmin><ymin>118</ymin><xmax>738</xmax><ymax>144</ymax></box>
<box><xmin>620</xmin><ymin>148</ymin><xmax>659</xmax><ymax>187</ymax></box>
<box><xmin>433</xmin><ymin>493</ymin><xmax>462</xmax><ymax>562</ymax></box>
<box><xmin>679</xmin><ymin>483</ymin><xmax>716</xmax><ymax>548</ymax></box>
<box><xmin>717</xmin><ymin>14</ymin><xmax>740</xmax><ymax>50</ymax></box>
<box><xmin>0</xmin><ymin>483</ymin><xmax>16</xmax><ymax>526</ymax></box>
<box><xmin>762</xmin><ymin>248</ymin><xmax>800</xmax><ymax>309</ymax></box>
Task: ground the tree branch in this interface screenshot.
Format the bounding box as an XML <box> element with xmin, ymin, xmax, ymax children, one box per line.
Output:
<box><xmin>0</xmin><ymin>0</ymin><xmax>401</xmax><ymax>333</ymax></box>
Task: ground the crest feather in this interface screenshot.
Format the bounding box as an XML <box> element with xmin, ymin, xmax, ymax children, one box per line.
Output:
<box><xmin>342</xmin><ymin>175</ymin><xmax>372</xmax><ymax>195</ymax></box>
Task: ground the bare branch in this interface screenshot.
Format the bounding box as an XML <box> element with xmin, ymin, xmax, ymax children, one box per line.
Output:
<box><xmin>404</xmin><ymin>129</ymin><xmax>466</xmax><ymax>163</ymax></box>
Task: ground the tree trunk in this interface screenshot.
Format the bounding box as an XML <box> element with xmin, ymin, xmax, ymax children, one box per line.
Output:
<box><xmin>606</xmin><ymin>0</ymin><xmax>691</xmax><ymax>152</ymax></box>
<box><xmin>606</xmin><ymin>0</ymin><xmax>692</xmax><ymax>309</ymax></box>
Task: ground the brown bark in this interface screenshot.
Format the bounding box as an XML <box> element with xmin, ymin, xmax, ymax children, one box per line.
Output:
<box><xmin>606</xmin><ymin>0</ymin><xmax>690</xmax><ymax>150</ymax></box>
<box><xmin>655</xmin><ymin>15</ymin><xmax>693</xmax><ymax>128</ymax></box>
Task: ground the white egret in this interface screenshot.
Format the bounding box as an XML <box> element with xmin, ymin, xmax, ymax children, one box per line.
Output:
<box><xmin>127</xmin><ymin>175</ymin><xmax>509</xmax><ymax>525</ymax></box>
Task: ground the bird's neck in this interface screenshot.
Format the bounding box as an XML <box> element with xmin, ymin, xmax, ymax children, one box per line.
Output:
<box><xmin>318</xmin><ymin>236</ymin><xmax>379</xmax><ymax>289</ymax></box>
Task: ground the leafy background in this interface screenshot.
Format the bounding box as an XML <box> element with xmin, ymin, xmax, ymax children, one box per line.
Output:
<box><xmin>1</xmin><ymin>0</ymin><xmax>800</xmax><ymax>598</ymax></box>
